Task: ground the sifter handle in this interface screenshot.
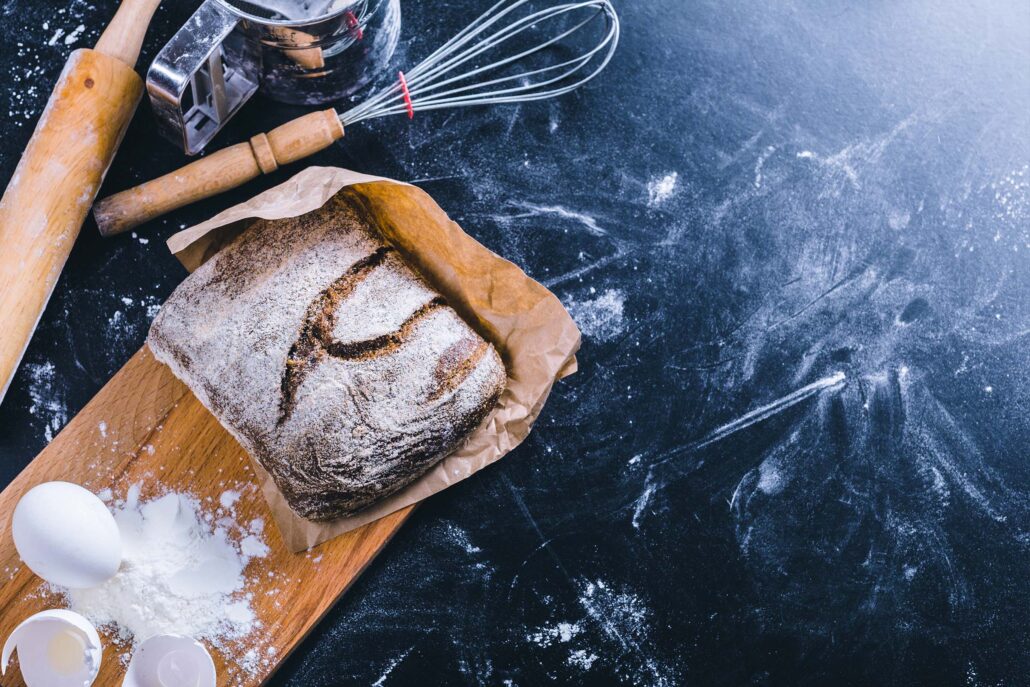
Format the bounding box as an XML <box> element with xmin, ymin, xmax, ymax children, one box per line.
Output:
<box><xmin>94</xmin><ymin>108</ymin><xmax>344</xmax><ymax>237</ymax></box>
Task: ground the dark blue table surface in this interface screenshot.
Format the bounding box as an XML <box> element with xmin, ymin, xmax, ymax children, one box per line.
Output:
<box><xmin>1</xmin><ymin>0</ymin><xmax>1028</xmax><ymax>684</ymax></box>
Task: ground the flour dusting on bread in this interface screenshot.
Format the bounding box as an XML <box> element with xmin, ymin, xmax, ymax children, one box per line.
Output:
<box><xmin>148</xmin><ymin>191</ymin><xmax>506</xmax><ymax>521</ymax></box>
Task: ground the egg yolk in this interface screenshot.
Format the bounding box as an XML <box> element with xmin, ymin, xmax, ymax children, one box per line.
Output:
<box><xmin>47</xmin><ymin>629</ymin><xmax>86</xmax><ymax>675</ymax></box>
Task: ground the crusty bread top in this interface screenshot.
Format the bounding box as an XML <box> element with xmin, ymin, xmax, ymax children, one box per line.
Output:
<box><xmin>148</xmin><ymin>191</ymin><xmax>506</xmax><ymax>520</ymax></box>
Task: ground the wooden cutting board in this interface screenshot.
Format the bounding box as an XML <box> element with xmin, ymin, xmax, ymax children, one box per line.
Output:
<box><xmin>0</xmin><ymin>345</ymin><xmax>414</xmax><ymax>686</ymax></box>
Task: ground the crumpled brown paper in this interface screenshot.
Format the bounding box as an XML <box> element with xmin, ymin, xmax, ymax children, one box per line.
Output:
<box><xmin>163</xmin><ymin>166</ymin><xmax>580</xmax><ymax>551</ymax></box>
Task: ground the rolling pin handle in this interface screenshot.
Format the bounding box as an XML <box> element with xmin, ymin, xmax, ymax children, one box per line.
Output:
<box><xmin>93</xmin><ymin>109</ymin><xmax>344</xmax><ymax>237</ymax></box>
<box><xmin>94</xmin><ymin>0</ymin><xmax>163</xmax><ymax>67</ymax></box>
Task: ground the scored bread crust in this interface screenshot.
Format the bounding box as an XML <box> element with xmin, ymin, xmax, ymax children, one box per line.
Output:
<box><xmin>147</xmin><ymin>191</ymin><xmax>507</xmax><ymax>521</ymax></box>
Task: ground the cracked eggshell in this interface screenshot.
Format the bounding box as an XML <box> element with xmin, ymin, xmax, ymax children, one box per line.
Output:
<box><xmin>123</xmin><ymin>634</ymin><xmax>216</xmax><ymax>687</ymax></box>
<box><xmin>12</xmin><ymin>481</ymin><xmax>122</xmax><ymax>588</ymax></box>
<box><xmin>1</xmin><ymin>609</ymin><xmax>102</xmax><ymax>687</ymax></box>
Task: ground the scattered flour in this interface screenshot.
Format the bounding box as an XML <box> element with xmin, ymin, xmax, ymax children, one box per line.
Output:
<box><xmin>371</xmin><ymin>647</ymin><xmax>413</xmax><ymax>687</ymax></box>
<box><xmin>647</xmin><ymin>172</ymin><xmax>679</xmax><ymax>207</ymax></box>
<box><xmin>240</xmin><ymin>534</ymin><xmax>271</xmax><ymax>559</ymax></box>
<box><xmin>527</xmin><ymin>621</ymin><xmax>581</xmax><ymax>647</ymax></box>
<box><xmin>576</xmin><ymin>579</ymin><xmax>671</xmax><ymax>685</ymax></box>
<box><xmin>220</xmin><ymin>489</ymin><xmax>242</xmax><ymax>510</ymax></box>
<box><xmin>512</xmin><ymin>202</ymin><xmax>606</xmax><ymax>236</ymax></box>
<box><xmin>11</xmin><ymin>6</ymin><xmax>103</xmax><ymax>128</ymax></box>
<box><xmin>568</xmin><ymin>648</ymin><xmax>599</xmax><ymax>670</ymax></box>
<box><xmin>754</xmin><ymin>146</ymin><xmax>775</xmax><ymax>189</ymax></box>
<box><xmin>888</xmin><ymin>208</ymin><xmax>911</xmax><ymax>230</ymax></box>
<box><xmin>631</xmin><ymin>477</ymin><xmax>656</xmax><ymax>530</ymax></box>
<box><xmin>445</xmin><ymin>523</ymin><xmax>482</xmax><ymax>554</ymax></box>
<box><xmin>577</xmin><ymin>579</ymin><xmax>650</xmax><ymax>642</ymax></box>
<box><xmin>64</xmin><ymin>24</ymin><xmax>86</xmax><ymax>45</ymax></box>
<box><xmin>108</xmin><ymin>309</ymin><xmax>125</xmax><ymax>330</ymax></box>
<box><xmin>59</xmin><ymin>486</ymin><xmax>270</xmax><ymax>677</ymax></box>
<box><xmin>756</xmin><ymin>458</ymin><xmax>785</xmax><ymax>495</ymax></box>
<box><xmin>565</xmin><ymin>289</ymin><xmax>626</xmax><ymax>342</ymax></box>
<box><xmin>525</xmin><ymin>580</ymin><xmax>669</xmax><ymax>682</ymax></box>
<box><xmin>992</xmin><ymin>164</ymin><xmax>1029</xmax><ymax>223</ymax></box>
<box><xmin>25</xmin><ymin>361</ymin><xmax>67</xmax><ymax>442</ymax></box>
<box><xmin>145</xmin><ymin>297</ymin><xmax>162</xmax><ymax>320</ymax></box>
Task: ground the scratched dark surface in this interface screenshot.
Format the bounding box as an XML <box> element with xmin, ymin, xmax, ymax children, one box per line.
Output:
<box><xmin>1</xmin><ymin>0</ymin><xmax>1029</xmax><ymax>685</ymax></box>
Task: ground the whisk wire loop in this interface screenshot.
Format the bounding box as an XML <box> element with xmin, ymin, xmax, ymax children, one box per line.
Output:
<box><xmin>340</xmin><ymin>0</ymin><xmax>619</xmax><ymax>126</ymax></box>
<box><xmin>409</xmin><ymin>3</ymin><xmax>587</xmax><ymax>88</ymax></box>
<box><xmin>410</xmin><ymin>5</ymin><xmax>604</xmax><ymax>96</ymax></box>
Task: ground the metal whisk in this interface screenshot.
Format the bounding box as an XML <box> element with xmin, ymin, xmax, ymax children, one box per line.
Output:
<box><xmin>343</xmin><ymin>0</ymin><xmax>619</xmax><ymax>125</ymax></box>
<box><xmin>94</xmin><ymin>0</ymin><xmax>621</xmax><ymax>236</ymax></box>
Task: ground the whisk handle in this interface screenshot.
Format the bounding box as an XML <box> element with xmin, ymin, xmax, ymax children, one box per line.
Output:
<box><xmin>94</xmin><ymin>109</ymin><xmax>344</xmax><ymax>236</ymax></box>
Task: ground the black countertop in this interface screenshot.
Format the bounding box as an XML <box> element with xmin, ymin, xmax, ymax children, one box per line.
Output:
<box><xmin>1</xmin><ymin>0</ymin><xmax>1028</xmax><ymax>685</ymax></box>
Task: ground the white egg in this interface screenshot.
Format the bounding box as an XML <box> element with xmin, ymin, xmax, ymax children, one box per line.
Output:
<box><xmin>123</xmin><ymin>635</ymin><xmax>216</xmax><ymax>687</ymax></box>
<box><xmin>12</xmin><ymin>482</ymin><xmax>122</xmax><ymax>588</ymax></box>
<box><xmin>1</xmin><ymin>609</ymin><xmax>102</xmax><ymax>687</ymax></box>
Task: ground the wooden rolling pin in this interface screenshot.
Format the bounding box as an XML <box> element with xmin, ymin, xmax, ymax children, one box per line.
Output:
<box><xmin>93</xmin><ymin>108</ymin><xmax>345</xmax><ymax>237</ymax></box>
<box><xmin>0</xmin><ymin>0</ymin><xmax>161</xmax><ymax>403</ymax></box>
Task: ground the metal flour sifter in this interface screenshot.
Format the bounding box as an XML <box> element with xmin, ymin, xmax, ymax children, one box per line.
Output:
<box><xmin>149</xmin><ymin>0</ymin><xmax>401</xmax><ymax>154</ymax></box>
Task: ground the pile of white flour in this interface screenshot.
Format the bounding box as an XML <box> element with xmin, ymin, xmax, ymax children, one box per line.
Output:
<box><xmin>58</xmin><ymin>485</ymin><xmax>269</xmax><ymax>652</ymax></box>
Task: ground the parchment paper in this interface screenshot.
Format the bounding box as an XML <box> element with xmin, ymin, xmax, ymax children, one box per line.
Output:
<box><xmin>163</xmin><ymin>166</ymin><xmax>580</xmax><ymax>551</ymax></box>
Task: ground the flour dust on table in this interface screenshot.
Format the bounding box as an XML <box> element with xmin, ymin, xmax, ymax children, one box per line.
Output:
<box><xmin>627</xmin><ymin>87</ymin><xmax>1030</xmax><ymax>651</ymax></box>
<box><xmin>565</xmin><ymin>289</ymin><xmax>626</xmax><ymax>342</ymax></box>
<box><xmin>3</xmin><ymin>3</ymin><xmax>103</xmax><ymax>129</ymax></box>
<box><xmin>646</xmin><ymin>172</ymin><xmax>679</xmax><ymax>208</ymax></box>
<box><xmin>23</xmin><ymin>361</ymin><xmax>67</xmax><ymax>443</ymax></box>
<box><xmin>2</xmin><ymin>0</ymin><xmax>1029</xmax><ymax>684</ymax></box>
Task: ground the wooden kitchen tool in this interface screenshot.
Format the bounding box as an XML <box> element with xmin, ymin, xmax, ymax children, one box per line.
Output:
<box><xmin>0</xmin><ymin>0</ymin><xmax>161</xmax><ymax>403</ymax></box>
<box><xmin>0</xmin><ymin>345</ymin><xmax>413</xmax><ymax>686</ymax></box>
<box><xmin>95</xmin><ymin>108</ymin><xmax>346</xmax><ymax>236</ymax></box>
<box><xmin>93</xmin><ymin>0</ymin><xmax>621</xmax><ymax>236</ymax></box>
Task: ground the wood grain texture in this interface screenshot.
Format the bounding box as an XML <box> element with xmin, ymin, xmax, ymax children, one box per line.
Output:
<box><xmin>94</xmin><ymin>142</ymin><xmax>269</xmax><ymax>238</ymax></box>
<box><xmin>266</xmin><ymin>109</ymin><xmax>344</xmax><ymax>166</ymax></box>
<box><xmin>0</xmin><ymin>345</ymin><xmax>413</xmax><ymax>686</ymax></box>
<box><xmin>0</xmin><ymin>49</ymin><xmax>142</xmax><ymax>404</ymax></box>
<box><xmin>94</xmin><ymin>110</ymin><xmax>344</xmax><ymax>237</ymax></box>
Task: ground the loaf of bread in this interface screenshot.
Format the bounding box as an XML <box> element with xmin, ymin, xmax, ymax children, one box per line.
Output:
<box><xmin>148</xmin><ymin>191</ymin><xmax>507</xmax><ymax>521</ymax></box>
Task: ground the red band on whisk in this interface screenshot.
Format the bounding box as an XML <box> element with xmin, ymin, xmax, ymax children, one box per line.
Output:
<box><xmin>344</xmin><ymin>10</ymin><xmax>363</xmax><ymax>40</ymax></box>
<box><xmin>398</xmin><ymin>71</ymin><xmax>414</xmax><ymax>119</ymax></box>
